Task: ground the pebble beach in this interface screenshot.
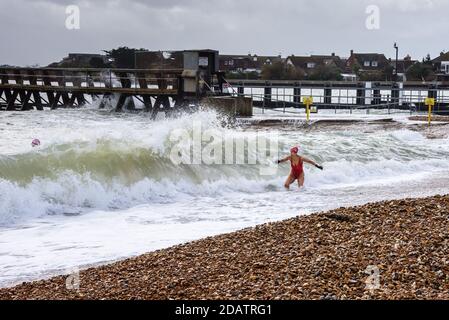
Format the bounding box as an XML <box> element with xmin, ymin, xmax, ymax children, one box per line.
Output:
<box><xmin>0</xmin><ymin>194</ymin><xmax>448</xmax><ymax>300</ymax></box>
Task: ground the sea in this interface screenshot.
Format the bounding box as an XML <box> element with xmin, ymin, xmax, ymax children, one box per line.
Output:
<box><xmin>1</xmin><ymin>107</ymin><xmax>449</xmax><ymax>287</ymax></box>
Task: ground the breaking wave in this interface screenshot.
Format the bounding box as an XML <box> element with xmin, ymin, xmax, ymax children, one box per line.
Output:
<box><xmin>1</xmin><ymin>110</ymin><xmax>449</xmax><ymax>224</ymax></box>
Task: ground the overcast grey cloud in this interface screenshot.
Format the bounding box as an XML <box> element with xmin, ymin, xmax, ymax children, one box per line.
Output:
<box><xmin>0</xmin><ymin>0</ymin><xmax>448</xmax><ymax>66</ymax></box>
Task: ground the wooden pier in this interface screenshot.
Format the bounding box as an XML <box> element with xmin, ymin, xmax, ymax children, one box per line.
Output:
<box><xmin>0</xmin><ymin>50</ymin><xmax>236</xmax><ymax>116</ymax></box>
<box><xmin>0</xmin><ymin>67</ymin><xmax>213</xmax><ymax>116</ymax></box>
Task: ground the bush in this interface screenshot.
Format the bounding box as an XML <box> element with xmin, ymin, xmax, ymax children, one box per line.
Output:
<box><xmin>307</xmin><ymin>65</ymin><xmax>343</xmax><ymax>81</ymax></box>
<box><xmin>104</xmin><ymin>47</ymin><xmax>147</xmax><ymax>69</ymax></box>
<box><xmin>261</xmin><ymin>62</ymin><xmax>304</xmax><ymax>80</ymax></box>
<box><xmin>406</xmin><ymin>62</ymin><xmax>436</xmax><ymax>81</ymax></box>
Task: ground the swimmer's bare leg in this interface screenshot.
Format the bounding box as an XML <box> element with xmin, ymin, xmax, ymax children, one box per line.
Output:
<box><xmin>297</xmin><ymin>172</ymin><xmax>305</xmax><ymax>189</ymax></box>
<box><xmin>284</xmin><ymin>174</ymin><xmax>296</xmax><ymax>190</ymax></box>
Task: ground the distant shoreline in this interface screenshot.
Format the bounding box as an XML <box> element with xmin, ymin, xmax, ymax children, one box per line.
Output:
<box><xmin>1</xmin><ymin>194</ymin><xmax>448</xmax><ymax>300</ymax></box>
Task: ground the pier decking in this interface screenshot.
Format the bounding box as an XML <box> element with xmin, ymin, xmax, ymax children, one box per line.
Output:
<box><xmin>0</xmin><ymin>67</ymin><xmax>195</xmax><ymax>115</ymax></box>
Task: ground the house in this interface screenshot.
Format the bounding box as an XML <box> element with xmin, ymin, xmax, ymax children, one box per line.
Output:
<box><xmin>345</xmin><ymin>50</ymin><xmax>390</xmax><ymax>74</ymax></box>
<box><xmin>219</xmin><ymin>54</ymin><xmax>282</xmax><ymax>74</ymax></box>
<box><xmin>432</xmin><ymin>52</ymin><xmax>449</xmax><ymax>80</ymax></box>
<box><xmin>390</xmin><ymin>55</ymin><xmax>418</xmax><ymax>81</ymax></box>
<box><xmin>219</xmin><ymin>55</ymin><xmax>250</xmax><ymax>73</ymax></box>
<box><xmin>286</xmin><ymin>53</ymin><xmax>344</xmax><ymax>79</ymax></box>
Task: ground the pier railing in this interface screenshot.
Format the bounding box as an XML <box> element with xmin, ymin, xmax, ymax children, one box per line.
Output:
<box><xmin>0</xmin><ymin>67</ymin><xmax>208</xmax><ymax>114</ymax></box>
<box><xmin>0</xmin><ymin>67</ymin><xmax>184</xmax><ymax>91</ymax></box>
<box><xmin>221</xmin><ymin>79</ymin><xmax>449</xmax><ymax>116</ymax></box>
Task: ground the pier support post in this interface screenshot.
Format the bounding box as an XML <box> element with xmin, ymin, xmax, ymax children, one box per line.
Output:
<box><xmin>42</xmin><ymin>70</ymin><xmax>57</xmax><ymax>109</ymax></box>
<box><xmin>324</xmin><ymin>85</ymin><xmax>332</xmax><ymax>105</ymax></box>
<box><xmin>293</xmin><ymin>85</ymin><xmax>301</xmax><ymax>105</ymax></box>
<box><xmin>356</xmin><ymin>83</ymin><xmax>365</xmax><ymax>106</ymax></box>
<box><xmin>373</xmin><ymin>85</ymin><xmax>381</xmax><ymax>105</ymax></box>
<box><xmin>20</xmin><ymin>91</ymin><xmax>32</xmax><ymax>110</ymax></box>
<box><xmin>31</xmin><ymin>91</ymin><xmax>43</xmax><ymax>110</ymax></box>
<box><xmin>126</xmin><ymin>96</ymin><xmax>136</xmax><ymax>110</ymax></box>
<box><xmin>57</xmin><ymin>70</ymin><xmax>70</xmax><ymax>107</ymax></box>
<box><xmin>26</xmin><ymin>71</ymin><xmax>43</xmax><ymax>110</ymax></box>
<box><xmin>3</xmin><ymin>88</ymin><xmax>11</xmax><ymax>105</ymax></box>
<box><xmin>428</xmin><ymin>85</ymin><xmax>438</xmax><ymax>100</ymax></box>
<box><xmin>142</xmin><ymin>95</ymin><xmax>153</xmax><ymax>112</ymax></box>
<box><xmin>115</xmin><ymin>94</ymin><xmax>136</xmax><ymax>111</ymax></box>
<box><xmin>391</xmin><ymin>83</ymin><xmax>400</xmax><ymax>107</ymax></box>
<box><xmin>6</xmin><ymin>89</ymin><xmax>20</xmax><ymax>110</ymax></box>
<box><xmin>67</xmin><ymin>93</ymin><xmax>77</xmax><ymax>108</ymax></box>
<box><xmin>115</xmin><ymin>94</ymin><xmax>127</xmax><ymax>112</ymax></box>
<box><xmin>50</xmin><ymin>92</ymin><xmax>61</xmax><ymax>109</ymax></box>
<box><xmin>264</xmin><ymin>83</ymin><xmax>272</xmax><ymax>108</ymax></box>
<box><xmin>238</xmin><ymin>82</ymin><xmax>244</xmax><ymax>97</ymax></box>
<box><xmin>151</xmin><ymin>95</ymin><xmax>172</xmax><ymax>118</ymax></box>
<box><xmin>14</xmin><ymin>70</ymin><xmax>27</xmax><ymax>103</ymax></box>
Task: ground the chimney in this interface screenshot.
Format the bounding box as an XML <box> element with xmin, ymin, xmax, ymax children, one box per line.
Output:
<box><xmin>331</xmin><ymin>52</ymin><xmax>335</xmax><ymax>57</ymax></box>
<box><xmin>350</xmin><ymin>50</ymin><xmax>354</xmax><ymax>56</ymax></box>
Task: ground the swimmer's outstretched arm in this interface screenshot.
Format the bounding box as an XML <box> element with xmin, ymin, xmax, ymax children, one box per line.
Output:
<box><xmin>301</xmin><ymin>156</ymin><xmax>324</xmax><ymax>170</ymax></box>
<box><xmin>277</xmin><ymin>156</ymin><xmax>291</xmax><ymax>164</ymax></box>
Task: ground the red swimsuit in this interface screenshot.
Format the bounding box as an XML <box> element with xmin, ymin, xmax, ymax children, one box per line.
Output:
<box><xmin>291</xmin><ymin>157</ymin><xmax>304</xmax><ymax>179</ymax></box>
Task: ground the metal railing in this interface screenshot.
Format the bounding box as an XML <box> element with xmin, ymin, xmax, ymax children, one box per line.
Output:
<box><xmin>0</xmin><ymin>68</ymin><xmax>184</xmax><ymax>90</ymax></box>
<box><xmin>223</xmin><ymin>89</ymin><xmax>449</xmax><ymax>116</ymax></box>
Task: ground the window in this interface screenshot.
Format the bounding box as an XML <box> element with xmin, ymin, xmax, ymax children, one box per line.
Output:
<box><xmin>307</xmin><ymin>62</ymin><xmax>316</xmax><ymax>69</ymax></box>
<box><xmin>364</xmin><ymin>61</ymin><xmax>370</xmax><ymax>67</ymax></box>
<box><xmin>441</xmin><ymin>62</ymin><xmax>449</xmax><ymax>74</ymax></box>
<box><xmin>371</xmin><ymin>61</ymin><xmax>378</xmax><ymax>67</ymax></box>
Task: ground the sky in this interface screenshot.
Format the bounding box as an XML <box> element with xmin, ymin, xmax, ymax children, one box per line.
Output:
<box><xmin>0</xmin><ymin>0</ymin><xmax>448</xmax><ymax>66</ymax></box>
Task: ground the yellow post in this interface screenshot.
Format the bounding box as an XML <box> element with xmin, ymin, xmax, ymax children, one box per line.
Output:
<box><xmin>303</xmin><ymin>96</ymin><xmax>313</xmax><ymax>122</ymax></box>
<box><xmin>425</xmin><ymin>97</ymin><xmax>435</xmax><ymax>125</ymax></box>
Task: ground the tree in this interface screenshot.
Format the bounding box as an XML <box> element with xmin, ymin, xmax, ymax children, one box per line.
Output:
<box><xmin>89</xmin><ymin>57</ymin><xmax>109</xmax><ymax>68</ymax></box>
<box><xmin>261</xmin><ymin>62</ymin><xmax>304</xmax><ymax>80</ymax></box>
<box><xmin>352</xmin><ymin>63</ymin><xmax>361</xmax><ymax>75</ymax></box>
<box><xmin>261</xmin><ymin>61</ymin><xmax>285</xmax><ymax>80</ymax></box>
<box><xmin>358</xmin><ymin>71</ymin><xmax>384</xmax><ymax>81</ymax></box>
<box><xmin>104</xmin><ymin>47</ymin><xmax>147</xmax><ymax>68</ymax></box>
<box><xmin>406</xmin><ymin>62</ymin><xmax>435</xmax><ymax>81</ymax></box>
<box><xmin>382</xmin><ymin>65</ymin><xmax>395</xmax><ymax>81</ymax></box>
<box><xmin>307</xmin><ymin>64</ymin><xmax>343</xmax><ymax>81</ymax></box>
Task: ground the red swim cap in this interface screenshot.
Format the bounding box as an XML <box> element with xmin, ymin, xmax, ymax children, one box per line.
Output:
<box><xmin>290</xmin><ymin>147</ymin><xmax>299</xmax><ymax>154</ymax></box>
<box><xmin>31</xmin><ymin>139</ymin><xmax>41</xmax><ymax>147</ymax></box>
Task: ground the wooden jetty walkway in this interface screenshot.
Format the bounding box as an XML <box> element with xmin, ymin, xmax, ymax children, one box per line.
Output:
<box><xmin>0</xmin><ymin>50</ymin><xmax>234</xmax><ymax>116</ymax></box>
<box><xmin>0</xmin><ymin>67</ymin><xmax>200</xmax><ymax>114</ymax></box>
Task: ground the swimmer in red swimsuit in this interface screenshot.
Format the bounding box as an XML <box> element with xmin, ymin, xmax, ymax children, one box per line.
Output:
<box><xmin>277</xmin><ymin>146</ymin><xmax>323</xmax><ymax>190</ymax></box>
